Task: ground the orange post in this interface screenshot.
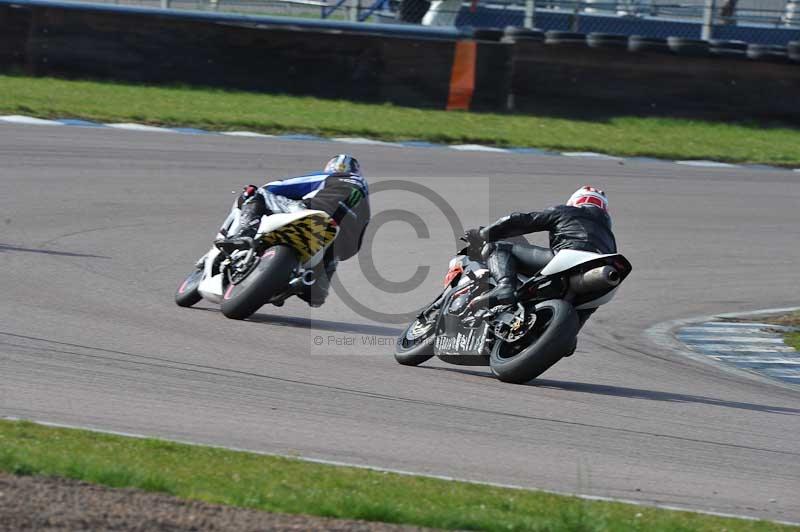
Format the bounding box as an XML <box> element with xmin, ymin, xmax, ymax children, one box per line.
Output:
<box><xmin>446</xmin><ymin>40</ymin><xmax>477</xmax><ymax>111</ymax></box>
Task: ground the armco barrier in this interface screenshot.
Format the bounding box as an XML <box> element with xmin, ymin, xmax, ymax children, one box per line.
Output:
<box><xmin>0</xmin><ymin>0</ymin><xmax>798</xmax><ymax>123</ymax></box>
<box><xmin>507</xmin><ymin>39</ymin><xmax>800</xmax><ymax>123</ymax></box>
<box><xmin>0</xmin><ymin>0</ymin><xmax>477</xmax><ymax>108</ymax></box>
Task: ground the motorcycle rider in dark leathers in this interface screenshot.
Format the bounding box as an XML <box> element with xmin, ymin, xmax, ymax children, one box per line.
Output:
<box><xmin>466</xmin><ymin>186</ymin><xmax>616</xmax><ymax>332</ymax></box>
<box><xmin>219</xmin><ymin>154</ymin><xmax>370</xmax><ymax>307</ymax></box>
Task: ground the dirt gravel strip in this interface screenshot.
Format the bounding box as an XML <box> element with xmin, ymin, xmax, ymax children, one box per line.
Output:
<box><xmin>0</xmin><ymin>473</ymin><xmax>438</xmax><ymax>532</ymax></box>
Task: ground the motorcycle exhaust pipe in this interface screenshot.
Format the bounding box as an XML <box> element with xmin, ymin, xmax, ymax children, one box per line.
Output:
<box><xmin>301</xmin><ymin>270</ymin><xmax>316</xmax><ymax>286</ymax></box>
<box><xmin>288</xmin><ymin>270</ymin><xmax>316</xmax><ymax>292</ymax></box>
<box><xmin>570</xmin><ymin>266</ymin><xmax>620</xmax><ymax>294</ymax></box>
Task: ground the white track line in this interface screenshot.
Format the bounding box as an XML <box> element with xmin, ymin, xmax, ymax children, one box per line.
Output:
<box><xmin>677</xmin><ymin>336</ymin><xmax>786</xmax><ymax>344</ymax></box>
<box><xmin>331</xmin><ymin>137</ymin><xmax>402</xmax><ymax>147</ymax></box>
<box><xmin>105</xmin><ymin>123</ymin><xmax>177</xmax><ymax>133</ymax></box>
<box><xmin>449</xmin><ymin>144</ymin><xmax>509</xmax><ymax>152</ymax></box>
<box><xmin>3</xmin><ymin>416</ymin><xmax>797</xmax><ymax>527</ymax></box>
<box><xmin>645</xmin><ymin>306</ymin><xmax>800</xmax><ymax>392</ymax></box>
<box><xmin>0</xmin><ymin>115</ymin><xmax>64</xmax><ymax>126</ymax></box>
<box><xmin>220</xmin><ymin>131</ymin><xmax>274</xmax><ymax>138</ymax></box>
<box><xmin>675</xmin><ymin>160</ymin><xmax>737</xmax><ymax>168</ymax></box>
<box><xmin>681</xmin><ymin>344</ymin><xmax>794</xmax><ymax>353</ymax></box>
<box><xmin>561</xmin><ymin>151</ymin><xmax>622</xmax><ymax>160</ymax></box>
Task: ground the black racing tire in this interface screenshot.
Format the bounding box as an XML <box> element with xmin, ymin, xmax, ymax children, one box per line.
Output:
<box><xmin>489</xmin><ymin>299</ymin><xmax>578</xmax><ymax>384</ymax></box>
<box><xmin>502</xmin><ymin>26</ymin><xmax>545</xmax><ymax>43</ymax></box>
<box><xmin>709</xmin><ymin>39</ymin><xmax>747</xmax><ymax>51</ymax></box>
<box><xmin>545</xmin><ymin>31</ymin><xmax>587</xmax><ymax>46</ymax></box>
<box><xmin>667</xmin><ymin>37</ymin><xmax>710</xmax><ymax>56</ymax></box>
<box><xmin>789</xmin><ymin>41</ymin><xmax>800</xmax><ymax>62</ymax></box>
<box><xmin>628</xmin><ymin>35</ymin><xmax>669</xmax><ymax>53</ymax></box>
<box><xmin>586</xmin><ymin>32</ymin><xmax>628</xmax><ymax>49</ymax></box>
<box><xmin>473</xmin><ymin>28</ymin><xmax>505</xmax><ymax>42</ymax></box>
<box><xmin>747</xmin><ymin>44</ymin><xmax>789</xmax><ymax>63</ymax></box>
<box><xmin>394</xmin><ymin>315</ymin><xmax>436</xmax><ymax>366</ymax></box>
<box><xmin>175</xmin><ymin>268</ymin><xmax>204</xmax><ymax>308</ymax></box>
<box><xmin>220</xmin><ymin>245</ymin><xmax>298</xmax><ymax>320</ymax></box>
<box><xmin>709</xmin><ymin>39</ymin><xmax>747</xmax><ymax>57</ymax></box>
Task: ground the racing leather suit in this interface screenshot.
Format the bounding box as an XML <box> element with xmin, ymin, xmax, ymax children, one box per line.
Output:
<box><xmin>470</xmin><ymin>205</ymin><xmax>616</xmax><ymax>324</ymax></box>
<box><xmin>223</xmin><ymin>172</ymin><xmax>370</xmax><ymax>306</ymax></box>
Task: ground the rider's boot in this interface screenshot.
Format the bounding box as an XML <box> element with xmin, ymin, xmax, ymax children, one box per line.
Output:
<box><xmin>301</xmin><ymin>251</ymin><xmax>338</xmax><ymax>308</ymax></box>
<box><xmin>469</xmin><ymin>242</ymin><xmax>517</xmax><ymax>309</ymax></box>
<box><xmin>233</xmin><ymin>194</ymin><xmax>267</xmax><ymax>239</ymax></box>
<box><xmin>216</xmin><ymin>193</ymin><xmax>266</xmax><ymax>253</ymax></box>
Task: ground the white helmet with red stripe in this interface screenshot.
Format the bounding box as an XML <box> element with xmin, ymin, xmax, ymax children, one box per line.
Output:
<box><xmin>566</xmin><ymin>185</ymin><xmax>609</xmax><ymax>211</ymax></box>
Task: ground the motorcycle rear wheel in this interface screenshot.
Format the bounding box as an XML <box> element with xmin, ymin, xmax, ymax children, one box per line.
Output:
<box><xmin>489</xmin><ymin>299</ymin><xmax>578</xmax><ymax>384</ymax></box>
<box><xmin>221</xmin><ymin>245</ymin><xmax>298</xmax><ymax>320</ymax></box>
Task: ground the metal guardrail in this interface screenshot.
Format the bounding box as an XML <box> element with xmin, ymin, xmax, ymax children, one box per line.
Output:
<box><xmin>50</xmin><ymin>0</ymin><xmax>800</xmax><ymax>43</ymax></box>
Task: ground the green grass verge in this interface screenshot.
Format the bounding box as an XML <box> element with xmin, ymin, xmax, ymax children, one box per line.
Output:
<box><xmin>1</xmin><ymin>419</ymin><xmax>796</xmax><ymax>531</ymax></box>
<box><xmin>2</xmin><ymin>74</ymin><xmax>800</xmax><ymax>166</ymax></box>
<box><xmin>752</xmin><ymin>311</ymin><xmax>800</xmax><ymax>350</ymax></box>
<box><xmin>787</xmin><ymin>331</ymin><xmax>800</xmax><ymax>351</ymax></box>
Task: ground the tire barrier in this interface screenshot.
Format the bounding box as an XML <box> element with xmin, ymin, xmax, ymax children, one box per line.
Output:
<box><xmin>628</xmin><ymin>35</ymin><xmax>670</xmax><ymax>53</ymax></box>
<box><xmin>1</xmin><ymin>0</ymin><xmax>798</xmax><ymax>122</ymax></box>
<box><xmin>586</xmin><ymin>33</ymin><xmax>629</xmax><ymax>50</ymax></box>
<box><xmin>501</xmin><ymin>26</ymin><xmax>545</xmax><ymax>44</ymax></box>
<box><xmin>747</xmin><ymin>44</ymin><xmax>791</xmax><ymax>63</ymax></box>
<box><xmin>507</xmin><ymin>35</ymin><xmax>800</xmax><ymax>123</ymax></box>
<box><xmin>709</xmin><ymin>39</ymin><xmax>748</xmax><ymax>58</ymax></box>
<box><xmin>544</xmin><ymin>31</ymin><xmax>587</xmax><ymax>46</ymax></box>
<box><xmin>667</xmin><ymin>37</ymin><xmax>711</xmax><ymax>57</ymax></box>
<box><xmin>790</xmin><ymin>41</ymin><xmax>800</xmax><ymax>62</ymax></box>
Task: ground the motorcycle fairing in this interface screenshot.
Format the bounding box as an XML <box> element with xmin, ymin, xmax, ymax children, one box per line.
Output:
<box><xmin>432</xmin><ymin>282</ymin><xmax>491</xmax><ymax>365</ymax></box>
<box><xmin>257</xmin><ymin>210</ymin><xmax>338</xmax><ymax>264</ymax></box>
<box><xmin>198</xmin><ymin>246</ymin><xmax>224</xmax><ymax>303</ymax></box>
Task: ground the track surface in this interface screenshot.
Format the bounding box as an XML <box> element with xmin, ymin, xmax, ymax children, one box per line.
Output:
<box><xmin>1</xmin><ymin>124</ymin><xmax>799</xmax><ymax>523</ymax></box>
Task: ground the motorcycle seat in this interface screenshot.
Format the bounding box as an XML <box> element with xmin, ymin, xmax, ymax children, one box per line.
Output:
<box><xmin>510</xmin><ymin>243</ymin><xmax>555</xmax><ymax>276</ymax></box>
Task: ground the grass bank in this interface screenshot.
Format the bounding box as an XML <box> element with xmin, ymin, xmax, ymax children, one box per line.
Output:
<box><xmin>753</xmin><ymin>311</ymin><xmax>800</xmax><ymax>350</ymax></box>
<box><xmin>0</xmin><ymin>419</ymin><xmax>795</xmax><ymax>531</ymax></box>
<box><xmin>2</xmin><ymin>74</ymin><xmax>800</xmax><ymax>166</ymax></box>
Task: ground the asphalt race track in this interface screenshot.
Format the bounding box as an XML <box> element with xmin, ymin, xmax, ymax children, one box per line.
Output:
<box><xmin>1</xmin><ymin>124</ymin><xmax>799</xmax><ymax>523</ymax></box>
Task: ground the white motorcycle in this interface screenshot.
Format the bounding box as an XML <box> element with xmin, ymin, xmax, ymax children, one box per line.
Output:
<box><xmin>175</xmin><ymin>203</ymin><xmax>338</xmax><ymax>320</ymax></box>
<box><xmin>395</xmin><ymin>240</ymin><xmax>632</xmax><ymax>383</ymax></box>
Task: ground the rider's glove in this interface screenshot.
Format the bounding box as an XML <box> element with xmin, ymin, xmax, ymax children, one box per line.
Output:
<box><xmin>237</xmin><ymin>184</ymin><xmax>259</xmax><ymax>208</ymax></box>
<box><xmin>464</xmin><ymin>228</ymin><xmax>485</xmax><ymax>258</ymax></box>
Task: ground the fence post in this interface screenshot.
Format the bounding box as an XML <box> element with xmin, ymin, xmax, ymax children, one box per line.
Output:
<box><xmin>349</xmin><ymin>0</ymin><xmax>361</xmax><ymax>20</ymax></box>
<box><xmin>702</xmin><ymin>0</ymin><xmax>716</xmax><ymax>39</ymax></box>
<box><xmin>160</xmin><ymin>0</ymin><xmax>170</xmax><ymax>8</ymax></box>
<box><xmin>524</xmin><ymin>0</ymin><xmax>535</xmax><ymax>28</ymax></box>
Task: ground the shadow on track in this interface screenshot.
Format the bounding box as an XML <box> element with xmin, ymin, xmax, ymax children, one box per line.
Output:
<box><xmin>236</xmin><ymin>311</ymin><xmax>402</xmax><ymax>337</ymax></box>
<box><xmin>0</xmin><ymin>243</ymin><xmax>110</xmax><ymax>259</ymax></box>
<box><xmin>423</xmin><ymin>367</ymin><xmax>800</xmax><ymax>416</ymax></box>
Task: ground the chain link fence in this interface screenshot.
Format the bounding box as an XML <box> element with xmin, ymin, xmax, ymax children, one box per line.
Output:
<box><xmin>60</xmin><ymin>0</ymin><xmax>800</xmax><ymax>40</ymax></box>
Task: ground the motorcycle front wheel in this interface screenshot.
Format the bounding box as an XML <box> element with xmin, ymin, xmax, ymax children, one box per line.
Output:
<box><xmin>394</xmin><ymin>314</ymin><xmax>438</xmax><ymax>367</ymax></box>
<box><xmin>489</xmin><ymin>299</ymin><xmax>578</xmax><ymax>384</ymax></box>
<box><xmin>221</xmin><ymin>245</ymin><xmax>298</xmax><ymax>320</ymax></box>
<box><xmin>175</xmin><ymin>268</ymin><xmax>204</xmax><ymax>308</ymax></box>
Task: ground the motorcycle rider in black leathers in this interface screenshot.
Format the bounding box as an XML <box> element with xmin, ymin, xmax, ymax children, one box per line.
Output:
<box><xmin>467</xmin><ymin>186</ymin><xmax>616</xmax><ymax>331</ymax></box>
<box><xmin>219</xmin><ymin>154</ymin><xmax>370</xmax><ymax>307</ymax></box>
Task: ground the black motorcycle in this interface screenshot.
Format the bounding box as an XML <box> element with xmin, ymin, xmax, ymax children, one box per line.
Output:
<box><xmin>395</xmin><ymin>240</ymin><xmax>632</xmax><ymax>383</ymax></box>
